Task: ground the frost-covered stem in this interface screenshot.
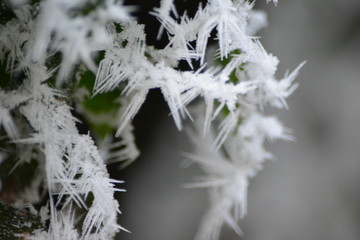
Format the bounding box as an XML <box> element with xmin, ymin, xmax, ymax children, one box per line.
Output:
<box><xmin>0</xmin><ymin>0</ymin><xmax>302</xmax><ymax>239</ymax></box>
<box><xmin>0</xmin><ymin>1</ymin><xmax>131</xmax><ymax>239</ymax></box>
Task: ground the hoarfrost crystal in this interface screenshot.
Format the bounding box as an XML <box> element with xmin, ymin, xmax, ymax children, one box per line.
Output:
<box><xmin>0</xmin><ymin>0</ymin><xmax>302</xmax><ymax>239</ymax></box>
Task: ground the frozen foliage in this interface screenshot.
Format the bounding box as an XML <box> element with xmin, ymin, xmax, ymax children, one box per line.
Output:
<box><xmin>0</xmin><ymin>1</ymin><xmax>129</xmax><ymax>239</ymax></box>
<box><xmin>0</xmin><ymin>0</ymin><xmax>302</xmax><ymax>239</ymax></box>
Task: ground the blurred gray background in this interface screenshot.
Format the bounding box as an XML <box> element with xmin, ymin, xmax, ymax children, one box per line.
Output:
<box><xmin>117</xmin><ymin>0</ymin><xmax>360</xmax><ymax>239</ymax></box>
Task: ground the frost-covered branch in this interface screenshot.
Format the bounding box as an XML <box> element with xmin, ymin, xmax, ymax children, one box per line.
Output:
<box><xmin>0</xmin><ymin>0</ymin><xmax>302</xmax><ymax>239</ymax></box>
<box><xmin>0</xmin><ymin>1</ymin><xmax>131</xmax><ymax>239</ymax></box>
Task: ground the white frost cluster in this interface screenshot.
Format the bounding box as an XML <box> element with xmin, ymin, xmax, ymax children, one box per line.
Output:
<box><xmin>0</xmin><ymin>0</ymin><xmax>302</xmax><ymax>239</ymax></box>
<box><xmin>0</xmin><ymin>1</ymin><xmax>131</xmax><ymax>239</ymax></box>
<box><xmin>31</xmin><ymin>0</ymin><xmax>132</xmax><ymax>85</ymax></box>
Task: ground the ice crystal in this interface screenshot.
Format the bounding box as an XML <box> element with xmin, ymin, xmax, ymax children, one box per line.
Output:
<box><xmin>0</xmin><ymin>0</ymin><xmax>302</xmax><ymax>239</ymax></box>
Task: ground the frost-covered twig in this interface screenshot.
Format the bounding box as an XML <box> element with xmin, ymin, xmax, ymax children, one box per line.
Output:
<box><xmin>0</xmin><ymin>0</ymin><xmax>302</xmax><ymax>239</ymax></box>
<box><xmin>0</xmin><ymin>1</ymin><xmax>131</xmax><ymax>239</ymax></box>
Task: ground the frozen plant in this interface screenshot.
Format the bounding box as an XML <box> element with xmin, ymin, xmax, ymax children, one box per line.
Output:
<box><xmin>0</xmin><ymin>0</ymin><xmax>303</xmax><ymax>239</ymax></box>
